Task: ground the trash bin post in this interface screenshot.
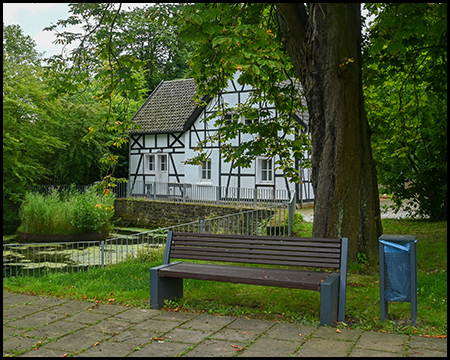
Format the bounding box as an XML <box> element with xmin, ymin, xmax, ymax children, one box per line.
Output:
<box><xmin>379</xmin><ymin>234</ymin><xmax>418</xmax><ymax>326</ymax></box>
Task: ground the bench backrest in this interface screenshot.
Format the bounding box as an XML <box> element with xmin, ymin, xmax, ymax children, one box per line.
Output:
<box><xmin>164</xmin><ymin>231</ymin><xmax>348</xmax><ymax>270</ymax></box>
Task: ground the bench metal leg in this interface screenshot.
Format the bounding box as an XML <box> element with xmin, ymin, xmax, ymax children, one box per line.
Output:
<box><xmin>150</xmin><ymin>264</ymin><xmax>183</xmax><ymax>309</ymax></box>
<box><xmin>320</xmin><ymin>273</ymin><xmax>340</xmax><ymax>326</ymax></box>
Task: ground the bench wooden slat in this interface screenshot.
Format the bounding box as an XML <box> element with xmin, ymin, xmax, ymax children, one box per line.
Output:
<box><xmin>173</xmin><ymin>232</ymin><xmax>341</xmax><ymax>243</ymax></box>
<box><xmin>168</xmin><ymin>252</ymin><xmax>340</xmax><ymax>268</ymax></box>
<box><xmin>172</xmin><ymin>241</ymin><xmax>342</xmax><ymax>253</ymax></box>
<box><xmin>170</xmin><ymin>247</ymin><xmax>341</xmax><ymax>259</ymax></box>
<box><xmin>159</xmin><ymin>263</ymin><xmax>330</xmax><ymax>291</ymax></box>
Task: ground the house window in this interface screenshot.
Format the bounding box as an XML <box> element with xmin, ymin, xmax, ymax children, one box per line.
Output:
<box><xmin>200</xmin><ymin>160</ymin><xmax>212</xmax><ymax>181</ymax></box>
<box><xmin>146</xmin><ymin>154</ymin><xmax>155</xmax><ymax>173</ymax></box>
<box><xmin>257</xmin><ymin>158</ymin><xmax>273</xmax><ymax>183</ymax></box>
<box><xmin>224</xmin><ymin>112</ymin><xmax>235</xmax><ymax>125</ymax></box>
<box><xmin>159</xmin><ymin>155</ymin><xmax>167</xmax><ymax>172</ymax></box>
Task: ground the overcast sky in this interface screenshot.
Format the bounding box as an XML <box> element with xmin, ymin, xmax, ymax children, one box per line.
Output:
<box><xmin>3</xmin><ymin>3</ymin><xmax>150</xmax><ymax>58</ymax></box>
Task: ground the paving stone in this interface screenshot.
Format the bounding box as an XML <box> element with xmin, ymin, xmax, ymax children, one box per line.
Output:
<box><xmin>153</xmin><ymin>311</ymin><xmax>199</xmax><ymax>322</ymax></box>
<box><xmin>3</xmin><ymin>325</ymin><xmax>26</xmax><ymax>339</ymax></box>
<box><xmin>24</xmin><ymin>319</ymin><xmax>85</xmax><ymax>339</ymax></box>
<box><xmin>349</xmin><ymin>348</ymin><xmax>400</xmax><ymax>357</ymax></box>
<box><xmin>164</xmin><ymin>327</ymin><xmax>212</xmax><ymax>344</ymax></box>
<box><xmin>43</xmin><ymin>327</ymin><xmax>109</xmax><ymax>353</ymax></box>
<box><xmin>76</xmin><ymin>340</ymin><xmax>136</xmax><ymax>357</ymax></box>
<box><xmin>311</xmin><ymin>326</ymin><xmax>362</xmax><ymax>342</ymax></box>
<box><xmin>408</xmin><ymin>336</ymin><xmax>447</xmax><ymax>352</ymax></box>
<box><xmin>109</xmin><ymin>329</ymin><xmax>158</xmax><ymax>346</ymax></box>
<box><xmin>211</xmin><ymin>328</ymin><xmax>260</xmax><ymax>343</ymax></box>
<box><xmin>89</xmin><ymin>303</ymin><xmax>130</xmax><ymax>315</ymax></box>
<box><xmin>131</xmin><ymin>318</ymin><xmax>181</xmax><ymax>333</ymax></box>
<box><xmin>89</xmin><ymin>318</ymin><xmax>133</xmax><ymax>335</ymax></box>
<box><xmin>16</xmin><ymin>347</ymin><xmax>71</xmax><ymax>357</ymax></box>
<box><xmin>49</xmin><ymin>300</ymin><xmax>96</xmax><ymax>314</ymax></box>
<box><xmin>3</xmin><ymin>334</ymin><xmax>46</xmax><ymax>356</ymax></box>
<box><xmin>8</xmin><ymin>310</ymin><xmax>67</xmax><ymax>329</ymax></box>
<box><xmin>3</xmin><ymin>293</ymin><xmax>39</xmax><ymax>307</ymax></box>
<box><xmin>226</xmin><ymin>317</ymin><xmax>275</xmax><ymax>332</ymax></box>
<box><xmin>110</xmin><ymin>307</ymin><xmax>161</xmax><ymax>323</ymax></box>
<box><xmin>264</xmin><ymin>322</ymin><xmax>317</xmax><ymax>341</ymax></box>
<box><xmin>65</xmin><ymin>311</ymin><xmax>111</xmax><ymax>325</ymax></box>
<box><xmin>183</xmin><ymin>339</ymin><xmax>242</xmax><ymax>357</ymax></box>
<box><xmin>3</xmin><ymin>304</ymin><xmax>45</xmax><ymax>320</ymax></box>
<box><xmin>239</xmin><ymin>337</ymin><xmax>300</xmax><ymax>357</ymax></box>
<box><xmin>353</xmin><ymin>331</ymin><xmax>408</xmax><ymax>354</ymax></box>
<box><xmin>295</xmin><ymin>338</ymin><xmax>353</xmax><ymax>357</ymax></box>
<box><xmin>181</xmin><ymin>314</ymin><xmax>236</xmax><ymax>331</ymax></box>
<box><xmin>25</xmin><ymin>296</ymin><xmax>71</xmax><ymax>307</ymax></box>
<box><xmin>127</xmin><ymin>339</ymin><xmax>193</xmax><ymax>357</ymax></box>
<box><xmin>405</xmin><ymin>347</ymin><xmax>447</xmax><ymax>357</ymax></box>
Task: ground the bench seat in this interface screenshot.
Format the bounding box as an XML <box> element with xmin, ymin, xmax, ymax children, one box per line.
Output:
<box><xmin>158</xmin><ymin>263</ymin><xmax>331</xmax><ymax>290</ymax></box>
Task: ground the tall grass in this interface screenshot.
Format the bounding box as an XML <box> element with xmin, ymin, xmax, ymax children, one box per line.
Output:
<box><xmin>18</xmin><ymin>186</ymin><xmax>115</xmax><ymax>235</ymax></box>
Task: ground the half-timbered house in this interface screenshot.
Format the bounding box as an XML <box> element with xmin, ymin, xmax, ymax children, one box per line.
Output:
<box><xmin>128</xmin><ymin>74</ymin><xmax>313</xmax><ymax>204</ymax></box>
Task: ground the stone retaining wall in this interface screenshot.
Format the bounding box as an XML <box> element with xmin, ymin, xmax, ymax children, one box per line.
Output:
<box><xmin>113</xmin><ymin>198</ymin><xmax>254</xmax><ymax>229</ymax></box>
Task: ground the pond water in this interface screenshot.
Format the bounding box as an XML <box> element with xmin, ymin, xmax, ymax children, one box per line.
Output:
<box><xmin>3</xmin><ymin>229</ymin><xmax>166</xmax><ymax>277</ymax></box>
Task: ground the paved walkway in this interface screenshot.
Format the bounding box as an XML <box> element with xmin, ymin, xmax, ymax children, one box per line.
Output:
<box><xmin>3</xmin><ymin>291</ymin><xmax>446</xmax><ymax>357</ymax></box>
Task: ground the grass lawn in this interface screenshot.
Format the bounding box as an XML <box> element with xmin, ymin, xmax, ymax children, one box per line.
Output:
<box><xmin>3</xmin><ymin>218</ymin><xmax>446</xmax><ymax>336</ymax></box>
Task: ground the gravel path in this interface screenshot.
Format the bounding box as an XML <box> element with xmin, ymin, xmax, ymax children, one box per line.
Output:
<box><xmin>298</xmin><ymin>198</ymin><xmax>415</xmax><ymax>223</ymax></box>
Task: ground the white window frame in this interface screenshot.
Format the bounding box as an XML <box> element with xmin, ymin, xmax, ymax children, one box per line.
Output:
<box><xmin>159</xmin><ymin>154</ymin><xmax>168</xmax><ymax>172</ymax></box>
<box><xmin>257</xmin><ymin>157</ymin><xmax>274</xmax><ymax>184</ymax></box>
<box><xmin>145</xmin><ymin>154</ymin><xmax>155</xmax><ymax>174</ymax></box>
<box><xmin>199</xmin><ymin>160</ymin><xmax>212</xmax><ymax>183</ymax></box>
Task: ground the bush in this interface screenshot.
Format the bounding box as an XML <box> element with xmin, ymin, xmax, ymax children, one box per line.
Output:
<box><xmin>70</xmin><ymin>186</ymin><xmax>115</xmax><ymax>233</ymax></box>
<box><xmin>18</xmin><ymin>186</ymin><xmax>115</xmax><ymax>234</ymax></box>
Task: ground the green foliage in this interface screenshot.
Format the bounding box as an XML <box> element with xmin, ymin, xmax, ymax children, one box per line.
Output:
<box><xmin>363</xmin><ymin>3</ymin><xmax>447</xmax><ymax>220</ymax></box>
<box><xmin>18</xmin><ymin>186</ymin><xmax>115</xmax><ymax>235</ymax></box>
<box><xmin>3</xmin><ymin>23</ymin><xmax>66</xmax><ymax>230</ymax></box>
<box><xmin>43</xmin><ymin>3</ymin><xmax>193</xmax><ymax>169</ymax></box>
<box><xmin>151</xmin><ymin>3</ymin><xmax>310</xmax><ymax>183</ymax></box>
<box><xmin>70</xmin><ymin>186</ymin><xmax>115</xmax><ymax>233</ymax></box>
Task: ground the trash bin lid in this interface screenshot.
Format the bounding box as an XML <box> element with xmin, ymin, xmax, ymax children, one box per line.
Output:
<box><xmin>379</xmin><ymin>239</ymin><xmax>411</xmax><ymax>253</ymax></box>
<box><xmin>378</xmin><ymin>234</ymin><xmax>417</xmax><ymax>242</ymax></box>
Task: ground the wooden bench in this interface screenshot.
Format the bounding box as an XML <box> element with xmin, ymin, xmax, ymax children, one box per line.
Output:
<box><xmin>150</xmin><ymin>231</ymin><xmax>348</xmax><ymax>326</ymax></box>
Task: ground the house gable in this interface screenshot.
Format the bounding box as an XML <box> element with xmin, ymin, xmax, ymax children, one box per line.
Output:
<box><xmin>128</xmin><ymin>75</ymin><xmax>314</xmax><ymax>202</ymax></box>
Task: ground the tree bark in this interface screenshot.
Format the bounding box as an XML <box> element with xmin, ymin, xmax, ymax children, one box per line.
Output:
<box><xmin>277</xmin><ymin>3</ymin><xmax>382</xmax><ymax>263</ymax></box>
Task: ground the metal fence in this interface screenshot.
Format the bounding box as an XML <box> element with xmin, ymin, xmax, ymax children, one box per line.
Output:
<box><xmin>3</xmin><ymin>195</ymin><xmax>295</xmax><ymax>278</ymax></box>
<box><xmin>33</xmin><ymin>180</ymin><xmax>293</xmax><ymax>208</ymax></box>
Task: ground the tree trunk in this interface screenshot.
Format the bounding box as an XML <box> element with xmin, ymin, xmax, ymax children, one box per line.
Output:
<box><xmin>277</xmin><ymin>3</ymin><xmax>382</xmax><ymax>263</ymax></box>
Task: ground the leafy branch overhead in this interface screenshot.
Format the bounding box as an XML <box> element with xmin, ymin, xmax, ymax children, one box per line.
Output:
<box><xmin>151</xmin><ymin>3</ymin><xmax>311</xmax><ymax>183</ymax></box>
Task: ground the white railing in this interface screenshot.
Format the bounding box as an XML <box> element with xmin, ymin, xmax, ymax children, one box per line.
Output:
<box><xmin>124</xmin><ymin>180</ymin><xmax>292</xmax><ymax>207</ymax></box>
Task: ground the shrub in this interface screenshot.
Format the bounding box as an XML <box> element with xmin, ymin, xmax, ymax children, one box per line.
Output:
<box><xmin>18</xmin><ymin>186</ymin><xmax>115</xmax><ymax>234</ymax></box>
<box><xmin>70</xmin><ymin>186</ymin><xmax>115</xmax><ymax>233</ymax></box>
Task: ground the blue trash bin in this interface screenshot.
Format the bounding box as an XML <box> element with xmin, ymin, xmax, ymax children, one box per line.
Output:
<box><xmin>379</xmin><ymin>235</ymin><xmax>417</xmax><ymax>325</ymax></box>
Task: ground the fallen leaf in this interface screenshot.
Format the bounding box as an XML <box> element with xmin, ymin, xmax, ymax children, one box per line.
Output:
<box><xmin>153</xmin><ymin>337</ymin><xmax>165</xmax><ymax>341</ymax></box>
<box><xmin>94</xmin><ymin>342</ymin><xmax>100</xmax><ymax>346</ymax></box>
<box><xmin>62</xmin><ymin>354</ymin><xmax>68</xmax><ymax>357</ymax></box>
<box><xmin>235</xmin><ymin>347</ymin><xmax>244</xmax><ymax>351</ymax></box>
<box><xmin>242</xmin><ymin>332</ymin><xmax>248</xmax><ymax>335</ymax></box>
<box><xmin>336</xmin><ymin>329</ymin><xmax>342</xmax><ymax>333</ymax></box>
<box><xmin>231</xmin><ymin>344</ymin><xmax>239</xmax><ymax>348</ymax></box>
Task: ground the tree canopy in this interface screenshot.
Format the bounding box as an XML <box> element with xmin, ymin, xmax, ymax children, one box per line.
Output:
<box><xmin>363</xmin><ymin>3</ymin><xmax>447</xmax><ymax>220</ymax></box>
